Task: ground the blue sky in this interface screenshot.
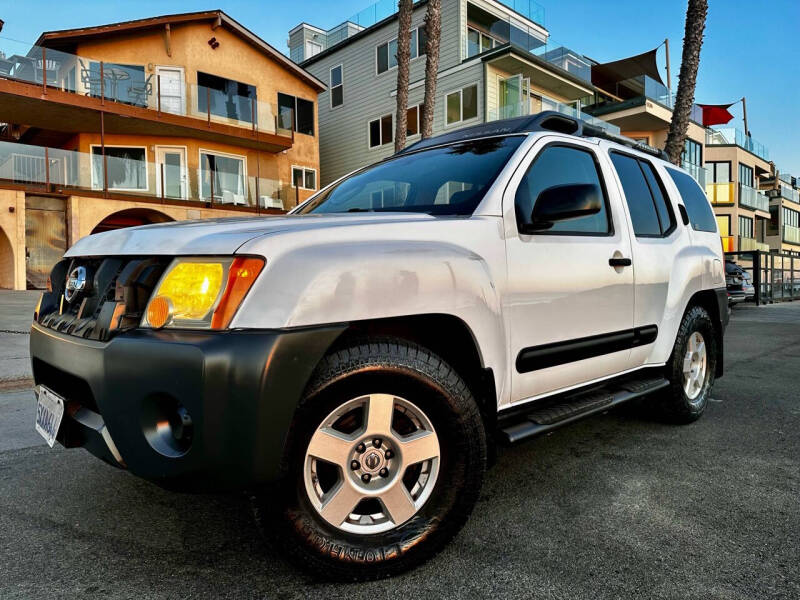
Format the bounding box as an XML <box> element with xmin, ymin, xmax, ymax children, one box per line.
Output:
<box><xmin>3</xmin><ymin>0</ymin><xmax>799</xmax><ymax>171</ymax></box>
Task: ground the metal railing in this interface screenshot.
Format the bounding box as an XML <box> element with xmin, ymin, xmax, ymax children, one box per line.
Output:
<box><xmin>0</xmin><ymin>139</ymin><xmax>296</xmax><ymax>210</ymax></box>
<box><xmin>0</xmin><ymin>37</ymin><xmax>291</xmax><ymax>138</ymax></box>
<box><xmin>726</xmin><ymin>250</ymin><xmax>800</xmax><ymax>305</ymax></box>
<box><xmin>739</xmin><ymin>183</ymin><xmax>770</xmax><ymax>212</ymax></box>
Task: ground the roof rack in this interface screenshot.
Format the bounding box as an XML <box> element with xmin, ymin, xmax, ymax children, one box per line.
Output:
<box><xmin>397</xmin><ymin>111</ymin><xmax>669</xmax><ymax>161</ymax></box>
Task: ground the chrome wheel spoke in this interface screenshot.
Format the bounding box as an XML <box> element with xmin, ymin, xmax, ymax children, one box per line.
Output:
<box><xmin>380</xmin><ymin>482</ymin><xmax>418</xmax><ymax>525</ymax></box>
<box><xmin>320</xmin><ymin>481</ymin><xmax>362</xmax><ymax>526</ymax></box>
<box><xmin>681</xmin><ymin>331</ymin><xmax>708</xmax><ymax>402</ymax></box>
<box><xmin>364</xmin><ymin>394</ymin><xmax>396</xmax><ymax>436</ymax></box>
<box><xmin>307</xmin><ymin>427</ymin><xmax>353</xmax><ymax>465</ymax></box>
<box><xmin>398</xmin><ymin>430</ymin><xmax>439</xmax><ymax>466</ymax></box>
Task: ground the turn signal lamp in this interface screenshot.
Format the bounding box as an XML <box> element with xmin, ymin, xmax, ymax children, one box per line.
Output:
<box><xmin>142</xmin><ymin>257</ymin><xmax>264</xmax><ymax>330</ymax></box>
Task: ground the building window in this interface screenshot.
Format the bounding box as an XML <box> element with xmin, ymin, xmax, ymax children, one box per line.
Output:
<box><xmin>330</xmin><ymin>65</ymin><xmax>343</xmax><ymax>108</ymax></box>
<box><xmin>292</xmin><ymin>166</ymin><xmax>317</xmax><ymax>190</ymax></box>
<box><xmin>738</xmin><ymin>215</ymin><xmax>753</xmax><ymax>239</ymax></box>
<box><xmin>376</xmin><ymin>27</ymin><xmax>427</xmax><ymax>74</ymax></box>
<box><xmin>784</xmin><ymin>207</ymin><xmax>800</xmax><ymax>228</ymax></box>
<box><xmin>199</xmin><ymin>150</ymin><xmax>246</xmax><ymax>203</ymax></box>
<box><xmin>305</xmin><ymin>40</ymin><xmax>322</xmax><ymax>58</ymax></box>
<box><xmin>90</xmin><ymin>146</ymin><xmax>147</xmax><ymax>191</ymax></box>
<box><xmin>369</xmin><ymin>114</ymin><xmax>393</xmax><ymax>148</ymax></box>
<box><xmin>197</xmin><ymin>72</ymin><xmax>256</xmax><ymax>124</ymax></box>
<box><xmin>739</xmin><ymin>163</ymin><xmax>754</xmax><ymax>188</ymax></box>
<box><xmin>681</xmin><ymin>138</ymin><xmax>702</xmax><ymax>167</ymax></box>
<box><xmin>278</xmin><ymin>93</ymin><xmax>315</xmax><ymax>136</ymax></box>
<box><xmin>466</xmin><ymin>26</ymin><xmax>500</xmax><ymax>58</ymax></box>
<box><xmin>406</xmin><ymin>103</ymin><xmax>423</xmax><ymax>136</ymax></box>
<box><xmin>446</xmin><ymin>85</ymin><xmax>478</xmax><ymax>125</ymax></box>
<box><xmin>707</xmin><ymin>161</ymin><xmax>731</xmax><ymax>183</ymax></box>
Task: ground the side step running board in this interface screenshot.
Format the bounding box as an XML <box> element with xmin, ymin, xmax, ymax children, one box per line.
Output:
<box><xmin>500</xmin><ymin>376</ymin><xmax>670</xmax><ymax>444</ymax></box>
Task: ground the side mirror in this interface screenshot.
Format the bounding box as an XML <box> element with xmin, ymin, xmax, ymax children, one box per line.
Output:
<box><xmin>522</xmin><ymin>183</ymin><xmax>603</xmax><ymax>233</ymax></box>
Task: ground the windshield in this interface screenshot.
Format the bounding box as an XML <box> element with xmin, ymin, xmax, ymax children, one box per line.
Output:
<box><xmin>296</xmin><ymin>136</ymin><xmax>524</xmax><ymax>216</ymax></box>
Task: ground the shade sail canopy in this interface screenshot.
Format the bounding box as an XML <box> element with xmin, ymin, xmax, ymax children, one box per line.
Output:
<box><xmin>696</xmin><ymin>103</ymin><xmax>735</xmax><ymax>127</ymax></box>
<box><xmin>591</xmin><ymin>48</ymin><xmax>664</xmax><ymax>90</ymax></box>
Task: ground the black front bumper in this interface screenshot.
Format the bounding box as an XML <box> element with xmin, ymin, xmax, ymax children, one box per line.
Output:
<box><xmin>30</xmin><ymin>323</ymin><xmax>344</xmax><ymax>491</ymax></box>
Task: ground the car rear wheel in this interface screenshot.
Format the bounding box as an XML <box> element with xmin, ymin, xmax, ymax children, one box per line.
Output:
<box><xmin>659</xmin><ymin>305</ymin><xmax>718</xmax><ymax>423</ymax></box>
<box><xmin>253</xmin><ymin>338</ymin><xmax>487</xmax><ymax>581</ymax></box>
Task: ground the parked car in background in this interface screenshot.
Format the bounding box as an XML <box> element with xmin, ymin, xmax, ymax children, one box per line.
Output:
<box><xmin>726</xmin><ymin>260</ymin><xmax>747</xmax><ymax>306</ymax></box>
<box><xmin>30</xmin><ymin>112</ymin><xmax>729</xmax><ymax>580</ymax></box>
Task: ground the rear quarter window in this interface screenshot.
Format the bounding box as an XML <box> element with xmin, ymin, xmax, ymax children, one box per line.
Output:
<box><xmin>666</xmin><ymin>168</ymin><xmax>717</xmax><ymax>233</ymax></box>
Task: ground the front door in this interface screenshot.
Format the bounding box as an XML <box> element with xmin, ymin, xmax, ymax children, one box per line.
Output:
<box><xmin>155</xmin><ymin>146</ymin><xmax>187</xmax><ymax>200</ymax></box>
<box><xmin>25</xmin><ymin>195</ymin><xmax>66</xmax><ymax>290</ymax></box>
<box><xmin>155</xmin><ymin>66</ymin><xmax>185</xmax><ymax>115</ymax></box>
<box><xmin>504</xmin><ymin>137</ymin><xmax>635</xmax><ymax>405</ymax></box>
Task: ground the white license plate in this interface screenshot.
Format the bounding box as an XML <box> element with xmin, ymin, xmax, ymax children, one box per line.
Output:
<box><xmin>35</xmin><ymin>386</ymin><xmax>65</xmax><ymax>448</ymax></box>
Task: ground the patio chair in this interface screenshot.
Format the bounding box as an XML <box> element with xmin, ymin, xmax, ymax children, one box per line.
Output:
<box><xmin>126</xmin><ymin>74</ymin><xmax>153</xmax><ymax>107</ymax></box>
<box><xmin>78</xmin><ymin>58</ymin><xmax>103</xmax><ymax>97</ymax></box>
<box><xmin>34</xmin><ymin>58</ymin><xmax>61</xmax><ymax>84</ymax></box>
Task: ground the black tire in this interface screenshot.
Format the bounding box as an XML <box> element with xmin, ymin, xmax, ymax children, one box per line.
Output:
<box><xmin>252</xmin><ymin>338</ymin><xmax>487</xmax><ymax>581</ymax></box>
<box><xmin>658</xmin><ymin>304</ymin><xmax>718</xmax><ymax>423</ymax></box>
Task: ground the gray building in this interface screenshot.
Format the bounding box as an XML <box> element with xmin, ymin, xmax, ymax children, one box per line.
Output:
<box><xmin>288</xmin><ymin>0</ymin><xmax>619</xmax><ymax>186</ymax></box>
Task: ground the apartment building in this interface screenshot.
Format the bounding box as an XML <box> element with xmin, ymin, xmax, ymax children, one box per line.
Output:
<box><xmin>0</xmin><ymin>10</ymin><xmax>325</xmax><ymax>289</ymax></box>
<box><xmin>762</xmin><ymin>170</ymin><xmax>800</xmax><ymax>255</ymax></box>
<box><xmin>288</xmin><ymin>0</ymin><xmax>621</xmax><ymax>186</ymax></box>
<box><xmin>703</xmin><ymin>128</ymin><xmax>771</xmax><ymax>253</ymax></box>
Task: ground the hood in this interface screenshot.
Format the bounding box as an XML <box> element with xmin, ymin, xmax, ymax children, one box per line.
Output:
<box><xmin>66</xmin><ymin>213</ymin><xmax>437</xmax><ymax>257</ymax></box>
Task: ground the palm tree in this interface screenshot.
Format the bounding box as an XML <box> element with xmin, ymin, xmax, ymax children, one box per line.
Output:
<box><xmin>664</xmin><ymin>0</ymin><xmax>708</xmax><ymax>165</ymax></box>
<box><xmin>420</xmin><ymin>0</ymin><xmax>441</xmax><ymax>139</ymax></box>
<box><xmin>394</xmin><ymin>0</ymin><xmax>413</xmax><ymax>152</ymax></box>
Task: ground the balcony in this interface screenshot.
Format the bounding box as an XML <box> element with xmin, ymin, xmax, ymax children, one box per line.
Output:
<box><xmin>706</xmin><ymin>127</ymin><xmax>769</xmax><ymax>162</ymax></box>
<box><xmin>739</xmin><ymin>183</ymin><xmax>770</xmax><ymax>212</ymax></box>
<box><xmin>720</xmin><ymin>235</ymin><xmax>734</xmax><ymax>252</ymax></box>
<box><xmin>681</xmin><ymin>161</ymin><xmax>709</xmax><ymax>188</ymax></box>
<box><xmin>487</xmin><ymin>97</ymin><xmax>620</xmax><ymax>135</ymax></box>
<box><xmin>0</xmin><ymin>139</ymin><xmax>293</xmax><ymax>211</ymax></box>
<box><xmin>784</xmin><ymin>225</ymin><xmax>800</xmax><ymax>245</ymax></box>
<box><xmin>739</xmin><ymin>237</ymin><xmax>770</xmax><ymax>252</ymax></box>
<box><xmin>706</xmin><ymin>182</ymin><xmax>734</xmax><ymax>205</ymax></box>
<box><xmin>779</xmin><ymin>184</ymin><xmax>800</xmax><ymax>204</ymax></box>
<box><xmin>0</xmin><ymin>39</ymin><xmax>293</xmax><ymax>152</ymax></box>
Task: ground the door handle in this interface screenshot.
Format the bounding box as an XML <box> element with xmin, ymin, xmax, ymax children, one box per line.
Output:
<box><xmin>609</xmin><ymin>257</ymin><xmax>632</xmax><ymax>267</ymax></box>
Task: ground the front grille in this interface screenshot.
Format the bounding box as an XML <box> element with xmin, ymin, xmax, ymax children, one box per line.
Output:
<box><xmin>37</xmin><ymin>256</ymin><xmax>170</xmax><ymax>342</ymax></box>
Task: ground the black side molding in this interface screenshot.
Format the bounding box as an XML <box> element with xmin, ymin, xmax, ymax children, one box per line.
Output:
<box><xmin>516</xmin><ymin>325</ymin><xmax>659</xmax><ymax>373</ymax></box>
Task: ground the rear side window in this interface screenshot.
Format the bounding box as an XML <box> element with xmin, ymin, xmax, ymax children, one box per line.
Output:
<box><xmin>610</xmin><ymin>152</ymin><xmax>662</xmax><ymax>236</ymax></box>
<box><xmin>515</xmin><ymin>145</ymin><xmax>610</xmax><ymax>234</ymax></box>
<box><xmin>667</xmin><ymin>168</ymin><xmax>717</xmax><ymax>232</ymax></box>
<box><xmin>640</xmin><ymin>161</ymin><xmax>675</xmax><ymax>234</ymax></box>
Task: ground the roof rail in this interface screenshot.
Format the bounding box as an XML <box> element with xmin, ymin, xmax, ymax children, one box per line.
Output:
<box><xmin>397</xmin><ymin>111</ymin><xmax>669</xmax><ymax>161</ymax></box>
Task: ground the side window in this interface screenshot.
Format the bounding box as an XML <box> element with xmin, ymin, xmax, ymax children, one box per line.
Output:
<box><xmin>639</xmin><ymin>161</ymin><xmax>676</xmax><ymax>234</ymax></box>
<box><xmin>610</xmin><ymin>153</ymin><xmax>661</xmax><ymax>236</ymax></box>
<box><xmin>667</xmin><ymin>168</ymin><xmax>717</xmax><ymax>232</ymax></box>
<box><xmin>515</xmin><ymin>145</ymin><xmax>610</xmax><ymax>235</ymax></box>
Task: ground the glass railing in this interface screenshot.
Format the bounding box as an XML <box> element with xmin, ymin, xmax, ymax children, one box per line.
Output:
<box><xmin>739</xmin><ymin>183</ymin><xmax>769</xmax><ymax>212</ymax></box>
<box><xmin>706</xmin><ymin>182</ymin><xmax>734</xmax><ymax>204</ymax></box>
<box><xmin>0</xmin><ymin>37</ymin><xmax>291</xmax><ymax>138</ymax></box>
<box><xmin>706</xmin><ymin>127</ymin><xmax>769</xmax><ymax>161</ymax></box>
<box><xmin>528</xmin><ymin>39</ymin><xmax>592</xmax><ymax>82</ymax></box>
<box><xmin>486</xmin><ymin>98</ymin><xmax>621</xmax><ymax>135</ymax></box>
<box><xmin>784</xmin><ymin>225</ymin><xmax>800</xmax><ymax>245</ymax></box>
<box><xmin>779</xmin><ymin>184</ymin><xmax>800</xmax><ymax>203</ymax></box>
<box><xmin>681</xmin><ymin>162</ymin><xmax>709</xmax><ymax>188</ymax></box>
<box><xmin>690</xmin><ymin>103</ymin><xmax>703</xmax><ymax>124</ymax></box>
<box><xmin>0</xmin><ymin>139</ymin><xmax>295</xmax><ymax>210</ymax></box>
<box><xmin>739</xmin><ymin>237</ymin><xmax>770</xmax><ymax>252</ymax></box>
<box><xmin>720</xmin><ymin>235</ymin><xmax>734</xmax><ymax>252</ymax></box>
<box><xmin>779</xmin><ymin>172</ymin><xmax>794</xmax><ymax>185</ymax></box>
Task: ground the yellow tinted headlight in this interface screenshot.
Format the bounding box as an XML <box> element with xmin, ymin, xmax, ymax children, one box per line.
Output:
<box><xmin>157</xmin><ymin>262</ymin><xmax>224</xmax><ymax>320</ymax></box>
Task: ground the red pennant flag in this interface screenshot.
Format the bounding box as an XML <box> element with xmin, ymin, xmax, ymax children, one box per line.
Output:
<box><xmin>696</xmin><ymin>103</ymin><xmax>735</xmax><ymax>127</ymax></box>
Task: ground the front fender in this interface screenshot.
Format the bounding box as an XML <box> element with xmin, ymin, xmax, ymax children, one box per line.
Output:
<box><xmin>232</xmin><ymin>239</ymin><xmax>507</xmax><ymax>396</ymax></box>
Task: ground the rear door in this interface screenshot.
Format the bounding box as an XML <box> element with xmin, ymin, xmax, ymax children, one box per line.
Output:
<box><xmin>503</xmin><ymin>137</ymin><xmax>635</xmax><ymax>404</ymax></box>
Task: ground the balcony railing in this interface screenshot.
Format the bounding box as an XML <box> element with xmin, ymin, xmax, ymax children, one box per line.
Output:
<box><xmin>779</xmin><ymin>172</ymin><xmax>794</xmax><ymax>185</ymax></box>
<box><xmin>739</xmin><ymin>183</ymin><xmax>770</xmax><ymax>212</ymax></box>
<box><xmin>784</xmin><ymin>225</ymin><xmax>800</xmax><ymax>245</ymax></box>
<box><xmin>706</xmin><ymin>127</ymin><xmax>769</xmax><ymax>161</ymax></box>
<box><xmin>779</xmin><ymin>184</ymin><xmax>800</xmax><ymax>204</ymax></box>
<box><xmin>0</xmin><ymin>139</ymin><xmax>294</xmax><ymax>210</ymax></box>
<box><xmin>706</xmin><ymin>182</ymin><xmax>734</xmax><ymax>204</ymax></box>
<box><xmin>739</xmin><ymin>237</ymin><xmax>770</xmax><ymax>252</ymax></box>
<box><xmin>681</xmin><ymin>161</ymin><xmax>709</xmax><ymax>188</ymax></box>
<box><xmin>0</xmin><ymin>38</ymin><xmax>291</xmax><ymax>138</ymax></box>
<box><xmin>487</xmin><ymin>98</ymin><xmax>621</xmax><ymax>134</ymax></box>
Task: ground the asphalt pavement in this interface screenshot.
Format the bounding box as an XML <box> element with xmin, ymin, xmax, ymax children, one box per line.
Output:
<box><xmin>0</xmin><ymin>302</ymin><xmax>798</xmax><ymax>599</ymax></box>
